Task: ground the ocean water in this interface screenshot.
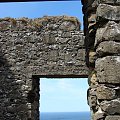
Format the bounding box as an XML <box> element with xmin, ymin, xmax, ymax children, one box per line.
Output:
<box><xmin>40</xmin><ymin>112</ymin><xmax>91</xmax><ymax>120</ymax></box>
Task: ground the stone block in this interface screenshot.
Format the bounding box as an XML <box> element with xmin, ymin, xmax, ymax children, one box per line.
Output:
<box><xmin>84</xmin><ymin>0</ymin><xmax>120</xmax><ymax>9</ymax></box>
<box><xmin>105</xmin><ymin>116</ymin><xmax>120</xmax><ymax>120</ymax></box>
<box><xmin>93</xmin><ymin>112</ymin><xmax>105</xmax><ymax>120</ymax></box>
<box><xmin>88</xmin><ymin>70</ymin><xmax>98</xmax><ymax>86</ymax></box>
<box><xmin>87</xmin><ymin>0</ymin><xmax>98</xmax><ymax>7</ymax></box>
<box><xmin>100</xmin><ymin>99</ymin><xmax>120</xmax><ymax>114</ymax></box>
<box><xmin>89</xmin><ymin>88</ymin><xmax>97</xmax><ymax>96</ymax></box>
<box><xmin>97</xmin><ymin>4</ymin><xmax>120</xmax><ymax>21</ymax></box>
<box><xmin>59</xmin><ymin>21</ymin><xmax>76</xmax><ymax>31</ymax></box>
<box><xmin>96</xmin><ymin>85</ymin><xmax>116</xmax><ymax>99</ymax></box>
<box><xmin>88</xmin><ymin>95</ymin><xmax>97</xmax><ymax>107</ymax></box>
<box><xmin>61</xmin><ymin>32</ymin><xmax>71</xmax><ymax>38</ymax></box>
<box><xmin>88</xmin><ymin>14</ymin><xmax>96</xmax><ymax>28</ymax></box>
<box><xmin>98</xmin><ymin>0</ymin><xmax>120</xmax><ymax>5</ymax></box>
<box><xmin>95</xmin><ymin>21</ymin><xmax>120</xmax><ymax>46</ymax></box>
<box><xmin>89</xmin><ymin>51</ymin><xmax>97</xmax><ymax>65</ymax></box>
<box><xmin>43</xmin><ymin>33</ymin><xmax>56</xmax><ymax>44</ymax></box>
<box><xmin>95</xmin><ymin>56</ymin><xmax>120</xmax><ymax>83</ymax></box>
<box><xmin>96</xmin><ymin>41</ymin><xmax>120</xmax><ymax>56</ymax></box>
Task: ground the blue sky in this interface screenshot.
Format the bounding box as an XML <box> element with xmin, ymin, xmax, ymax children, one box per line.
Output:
<box><xmin>40</xmin><ymin>78</ymin><xmax>89</xmax><ymax>112</ymax></box>
<box><xmin>0</xmin><ymin>1</ymin><xmax>83</xmax><ymax>29</ymax></box>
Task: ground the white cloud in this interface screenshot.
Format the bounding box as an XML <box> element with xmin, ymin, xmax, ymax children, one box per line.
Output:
<box><xmin>57</xmin><ymin>79</ymin><xmax>72</xmax><ymax>90</ymax></box>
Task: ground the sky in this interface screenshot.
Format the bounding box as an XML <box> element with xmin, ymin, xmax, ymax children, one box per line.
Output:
<box><xmin>40</xmin><ymin>78</ymin><xmax>90</xmax><ymax>112</ymax></box>
<box><xmin>0</xmin><ymin>1</ymin><xmax>89</xmax><ymax>112</ymax></box>
<box><xmin>0</xmin><ymin>1</ymin><xmax>83</xmax><ymax>29</ymax></box>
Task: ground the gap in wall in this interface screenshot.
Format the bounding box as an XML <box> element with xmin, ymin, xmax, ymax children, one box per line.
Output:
<box><xmin>40</xmin><ymin>78</ymin><xmax>90</xmax><ymax>120</ymax></box>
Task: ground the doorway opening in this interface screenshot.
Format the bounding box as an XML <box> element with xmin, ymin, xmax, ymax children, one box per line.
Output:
<box><xmin>40</xmin><ymin>78</ymin><xmax>90</xmax><ymax>120</ymax></box>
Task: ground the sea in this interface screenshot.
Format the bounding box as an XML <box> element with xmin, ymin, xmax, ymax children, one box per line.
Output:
<box><xmin>40</xmin><ymin>112</ymin><xmax>91</xmax><ymax>120</ymax></box>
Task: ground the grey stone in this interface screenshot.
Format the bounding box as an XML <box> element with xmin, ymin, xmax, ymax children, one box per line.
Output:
<box><xmin>43</xmin><ymin>33</ymin><xmax>56</xmax><ymax>44</ymax></box>
<box><xmin>61</xmin><ymin>32</ymin><xmax>71</xmax><ymax>38</ymax></box>
<box><xmin>105</xmin><ymin>116</ymin><xmax>120</xmax><ymax>120</ymax></box>
<box><xmin>96</xmin><ymin>41</ymin><xmax>120</xmax><ymax>56</ymax></box>
<box><xmin>88</xmin><ymin>72</ymin><xmax>98</xmax><ymax>87</ymax></box>
<box><xmin>89</xmin><ymin>88</ymin><xmax>97</xmax><ymax>96</ymax></box>
<box><xmin>89</xmin><ymin>51</ymin><xmax>97</xmax><ymax>64</ymax></box>
<box><xmin>95</xmin><ymin>21</ymin><xmax>120</xmax><ymax>46</ymax></box>
<box><xmin>0</xmin><ymin>16</ymin><xmax>88</xmax><ymax>120</ymax></box>
<box><xmin>82</xmin><ymin>0</ymin><xmax>120</xmax><ymax>119</ymax></box>
<box><xmin>97</xmin><ymin>4</ymin><xmax>120</xmax><ymax>21</ymax></box>
<box><xmin>95</xmin><ymin>56</ymin><xmax>120</xmax><ymax>83</ymax></box>
<box><xmin>96</xmin><ymin>85</ymin><xmax>116</xmax><ymax>99</ymax></box>
<box><xmin>87</xmin><ymin>0</ymin><xmax>98</xmax><ymax>8</ymax></box>
<box><xmin>59</xmin><ymin>21</ymin><xmax>76</xmax><ymax>31</ymax></box>
<box><xmin>88</xmin><ymin>13</ymin><xmax>97</xmax><ymax>29</ymax></box>
<box><xmin>88</xmin><ymin>95</ymin><xmax>97</xmax><ymax>107</ymax></box>
<box><xmin>93</xmin><ymin>112</ymin><xmax>105</xmax><ymax>120</ymax></box>
<box><xmin>98</xmin><ymin>0</ymin><xmax>120</xmax><ymax>5</ymax></box>
<box><xmin>100</xmin><ymin>99</ymin><xmax>120</xmax><ymax>114</ymax></box>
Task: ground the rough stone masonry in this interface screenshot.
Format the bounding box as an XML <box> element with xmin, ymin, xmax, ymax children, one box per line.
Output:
<box><xmin>0</xmin><ymin>16</ymin><xmax>88</xmax><ymax>120</ymax></box>
<box><xmin>82</xmin><ymin>0</ymin><xmax>120</xmax><ymax>120</ymax></box>
<box><xmin>0</xmin><ymin>0</ymin><xmax>120</xmax><ymax>120</ymax></box>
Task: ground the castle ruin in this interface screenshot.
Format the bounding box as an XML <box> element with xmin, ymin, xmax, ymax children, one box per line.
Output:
<box><xmin>0</xmin><ymin>0</ymin><xmax>120</xmax><ymax>120</ymax></box>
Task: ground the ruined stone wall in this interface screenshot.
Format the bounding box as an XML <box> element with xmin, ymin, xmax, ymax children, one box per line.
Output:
<box><xmin>0</xmin><ymin>16</ymin><xmax>88</xmax><ymax>120</ymax></box>
<box><xmin>82</xmin><ymin>0</ymin><xmax>120</xmax><ymax>120</ymax></box>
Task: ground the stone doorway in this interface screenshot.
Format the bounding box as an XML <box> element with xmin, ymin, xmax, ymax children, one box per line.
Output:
<box><xmin>28</xmin><ymin>76</ymin><xmax>89</xmax><ymax>120</ymax></box>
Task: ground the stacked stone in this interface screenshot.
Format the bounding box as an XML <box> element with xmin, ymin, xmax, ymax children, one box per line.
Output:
<box><xmin>82</xmin><ymin>0</ymin><xmax>120</xmax><ymax>120</ymax></box>
<box><xmin>0</xmin><ymin>16</ymin><xmax>88</xmax><ymax>120</ymax></box>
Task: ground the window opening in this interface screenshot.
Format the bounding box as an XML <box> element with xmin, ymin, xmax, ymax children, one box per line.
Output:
<box><xmin>40</xmin><ymin>78</ymin><xmax>90</xmax><ymax>120</ymax></box>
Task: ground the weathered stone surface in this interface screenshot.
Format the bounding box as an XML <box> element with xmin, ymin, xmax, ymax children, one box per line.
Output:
<box><xmin>96</xmin><ymin>85</ymin><xmax>116</xmax><ymax>99</ymax></box>
<box><xmin>100</xmin><ymin>99</ymin><xmax>120</xmax><ymax>114</ymax></box>
<box><xmin>95</xmin><ymin>56</ymin><xmax>120</xmax><ymax>83</ymax></box>
<box><xmin>89</xmin><ymin>51</ymin><xmax>97</xmax><ymax>64</ymax></box>
<box><xmin>88</xmin><ymin>13</ymin><xmax>97</xmax><ymax>29</ymax></box>
<box><xmin>87</xmin><ymin>0</ymin><xmax>98</xmax><ymax>8</ymax></box>
<box><xmin>93</xmin><ymin>112</ymin><xmax>105</xmax><ymax>120</ymax></box>
<box><xmin>95</xmin><ymin>21</ymin><xmax>120</xmax><ymax>46</ymax></box>
<box><xmin>88</xmin><ymin>72</ymin><xmax>98</xmax><ymax>86</ymax></box>
<box><xmin>105</xmin><ymin>116</ymin><xmax>120</xmax><ymax>120</ymax></box>
<box><xmin>98</xmin><ymin>0</ymin><xmax>120</xmax><ymax>5</ymax></box>
<box><xmin>83</xmin><ymin>0</ymin><xmax>120</xmax><ymax>10</ymax></box>
<box><xmin>43</xmin><ymin>33</ymin><xmax>56</xmax><ymax>44</ymax></box>
<box><xmin>88</xmin><ymin>95</ymin><xmax>97</xmax><ymax>107</ymax></box>
<box><xmin>96</xmin><ymin>41</ymin><xmax>120</xmax><ymax>56</ymax></box>
<box><xmin>88</xmin><ymin>87</ymin><xmax>97</xmax><ymax>108</ymax></box>
<box><xmin>97</xmin><ymin>4</ymin><xmax>120</xmax><ymax>21</ymax></box>
<box><xmin>59</xmin><ymin>21</ymin><xmax>76</xmax><ymax>31</ymax></box>
<box><xmin>82</xmin><ymin>0</ymin><xmax>120</xmax><ymax>119</ymax></box>
<box><xmin>0</xmin><ymin>16</ymin><xmax>88</xmax><ymax>120</ymax></box>
<box><xmin>89</xmin><ymin>88</ymin><xmax>97</xmax><ymax>96</ymax></box>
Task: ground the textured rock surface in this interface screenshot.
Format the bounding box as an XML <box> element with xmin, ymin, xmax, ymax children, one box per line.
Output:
<box><xmin>0</xmin><ymin>16</ymin><xmax>88</xmax><ymax>120</ymax></box>
<box><xmin>97</xmin><ymin>4</ymin><xmax>120</xmax><ymax>21</ymax></box>
<box><xmin>82</xmin><ymin>0</ymin><xmax>120</xmax><ymax>119</ymax></box>
<box><xmin>96</xmin><ymin>85</ymin><xmax>116</xmax><ymax>99</ymax></box>
<box><xmin>96</xmin><ymin>41</ymin><xmax>120</xmax><ymax>57</ymax></box>
<box><xmin>95</xmin><ymin>56</ymin><xmax>120</xmax><ymax>83</ymax></box>
<box><xmin>98</xmin><ymin>0</ymin><xmax>120</xmax><ymax>5</ymax></box>
<box><xmin>100</xmin><ymin>99</ymin><xmax>120</xmax><ymax>114</ymax></box>
<box><xmin>105</xmin><ymin>116</ymin><xmax>120</xmax><ymax>120</ymax></box>
<box><xmin>1</xmin><ymin>0</ymin><xmax>120</xmax><ymax>119</ymax></box>
<box><xmin>93</xmin><ymin>112</ymin><xmax>105</xmax><ymax>120</ymax></box>
<box><xmin>95</xmin><ymin>21</ymin><xmax>120</xmax><ymax>46</ymax></box>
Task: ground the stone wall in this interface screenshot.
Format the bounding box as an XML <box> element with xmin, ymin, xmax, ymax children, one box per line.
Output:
<box><xmin>82</xmin><ymin>0</ymin><xmax>120</xmax><ymax>120</ymax></box>
<box><xmin>0</xmin><ymin>16</ymin><xmax>88</xmax><ymax>120</ymax></box>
